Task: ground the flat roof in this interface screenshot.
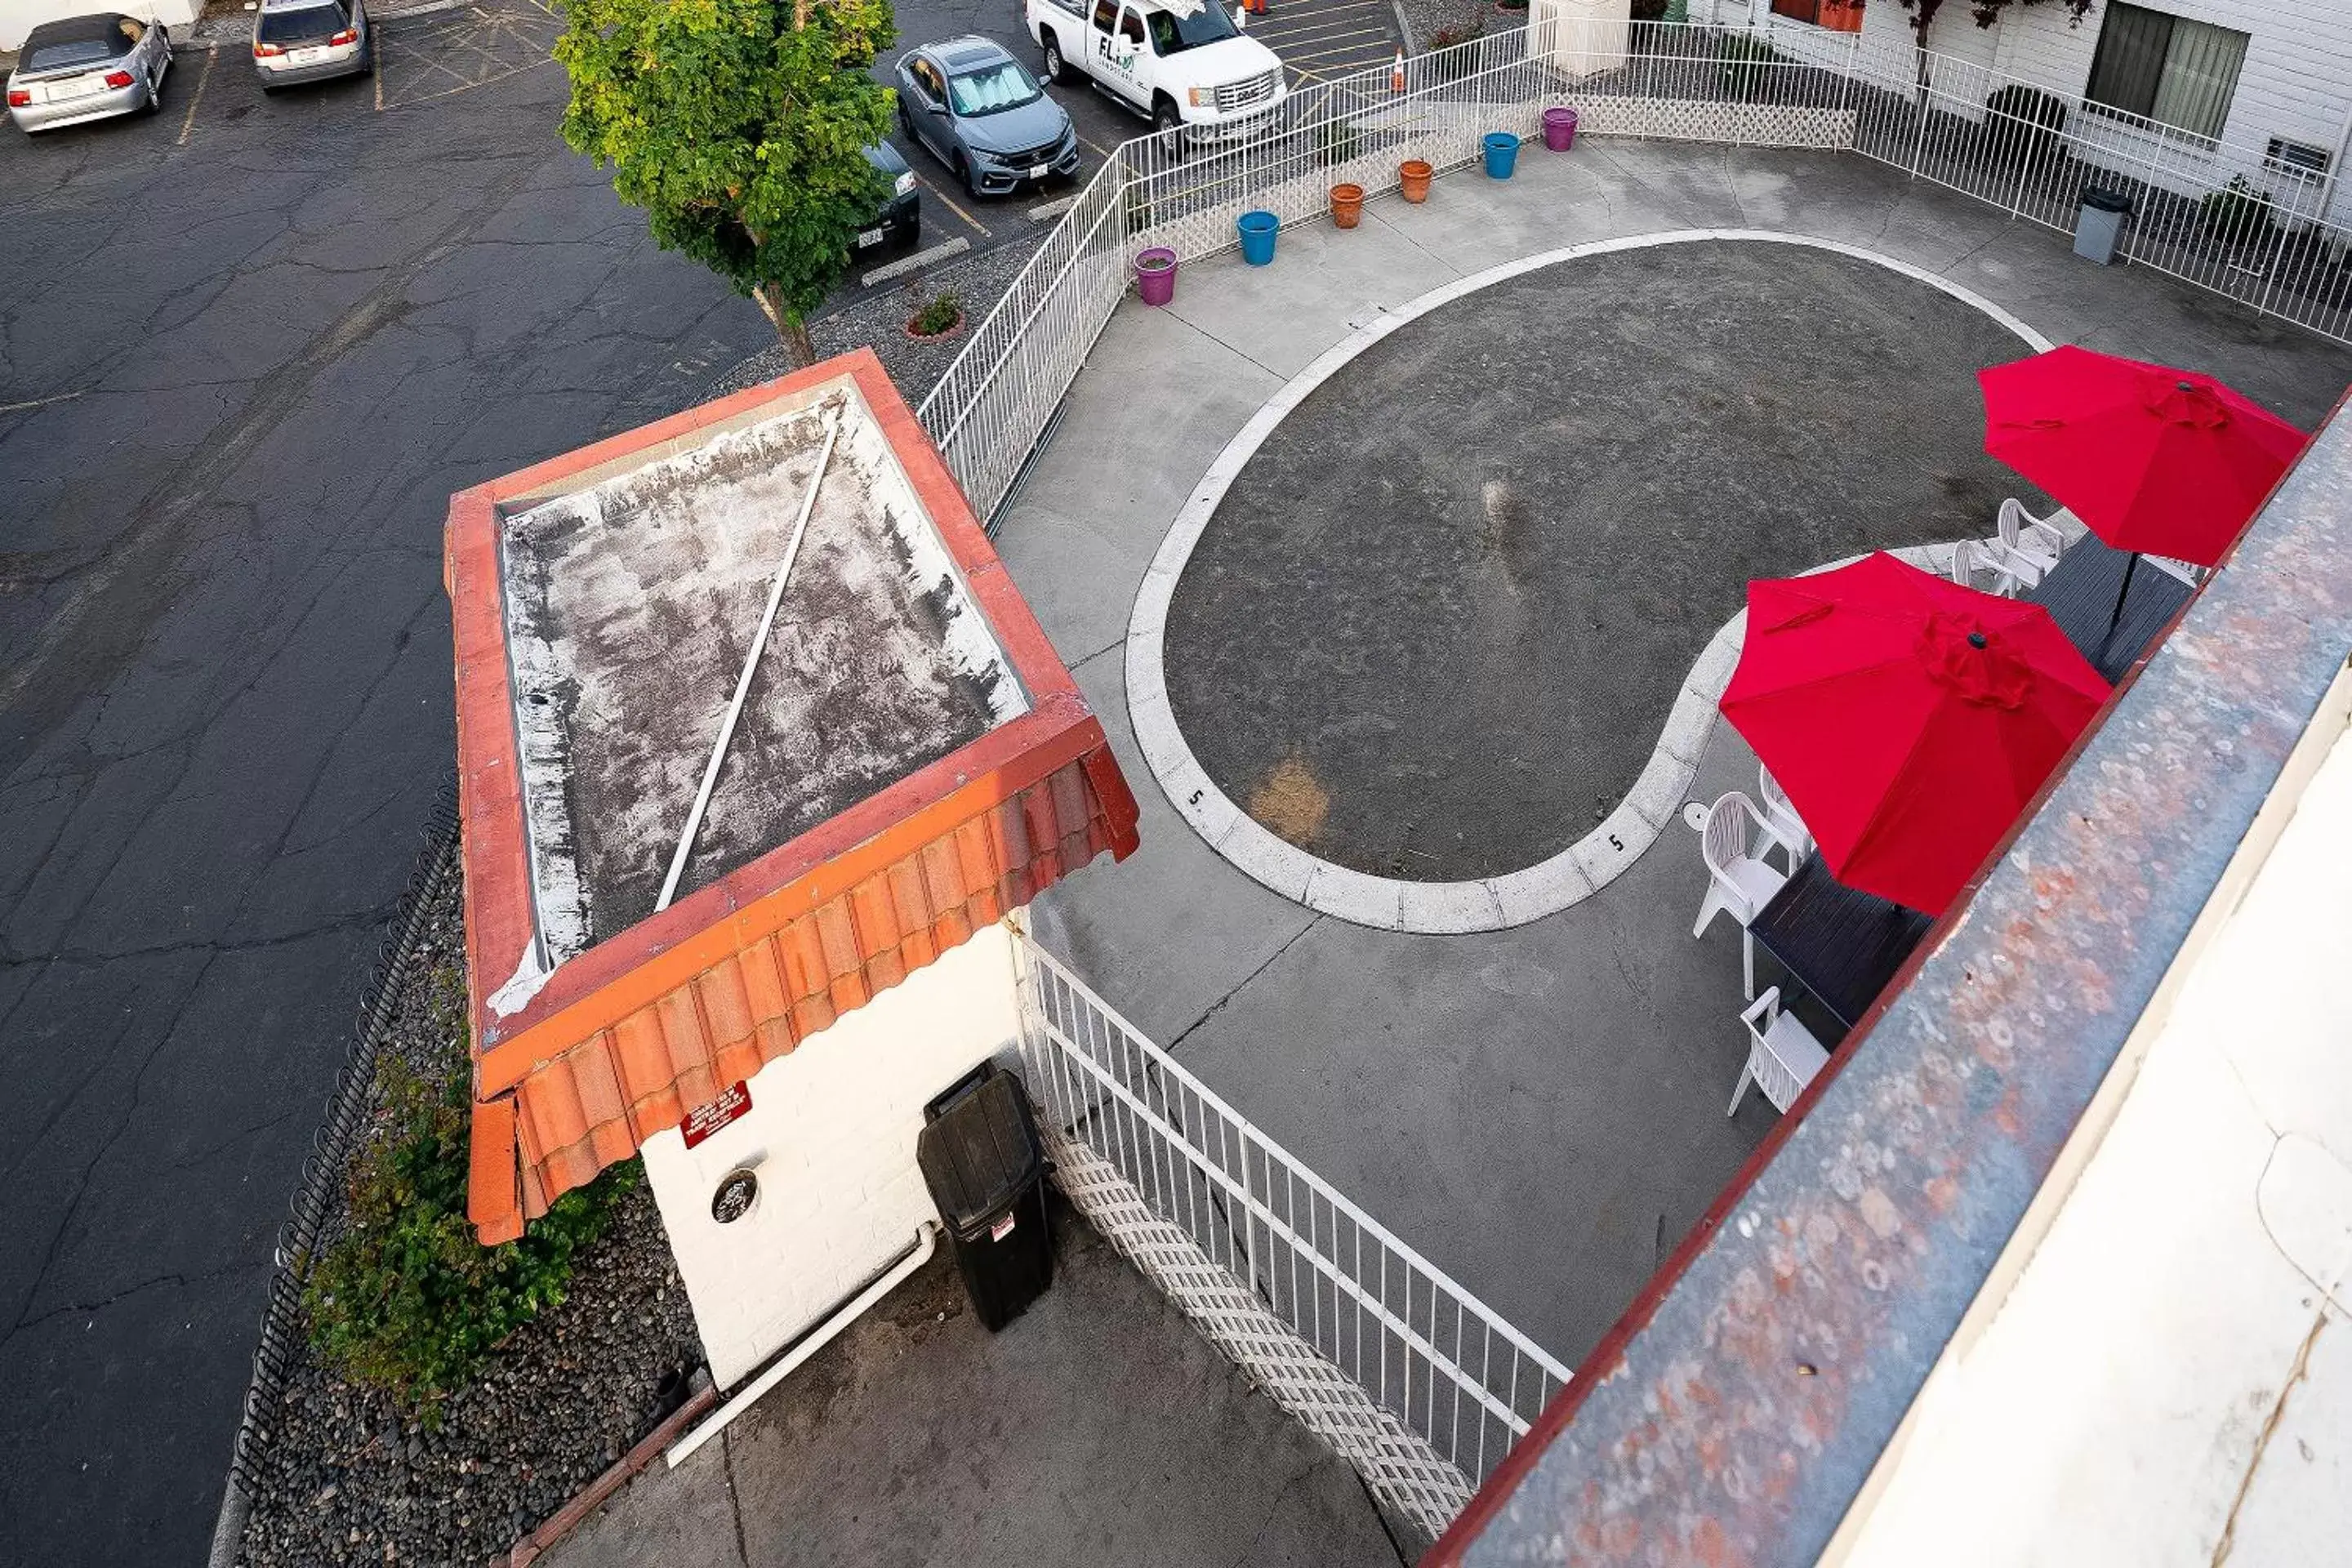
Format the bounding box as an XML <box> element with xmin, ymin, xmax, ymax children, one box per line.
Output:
<box><xmin>497</xmin><ymin>380</ymin><xmax>1027</xmax><ymax>961</ymax></box>
<box><xmin>446</xmin><ymin>350</ymin><xmax>1141</xmax><ymax>1241</ymax></box>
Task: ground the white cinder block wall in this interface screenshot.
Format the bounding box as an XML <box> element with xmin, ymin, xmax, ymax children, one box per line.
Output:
<box><xmin>641</xmin><ymin>922</ymin><xmax>1024</xmax><ymax>1388</ymax></box>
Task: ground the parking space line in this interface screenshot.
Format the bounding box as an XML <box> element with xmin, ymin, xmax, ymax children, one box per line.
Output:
<box><xmin>1257</xmin><ymin>20</ymin><xmax>1389</xmax><ymax>47</ymax></box>
<box><xmin>174</xmin><ymin>43</ymin><xmax>216</xmax><ymax>146</ymax></box>
<box><xmin>1282</xmin><ymin>39</ymin><xmax>1394</xmax><ymax>66</ymax></box>
<box><xmin>916</xmin><ymin>175</ymin><xmax>992</xmax><ymax>238</ymax></box>
<box><xmin>1273</xmin><ymin>24</ymin><xmax>1395</xmax><ymax>51</ymax></box>
<box><xmin>0</xmin><ymin>390</ymin><xmax>83</xmax><ymax>416</ymax></box>
<box><xmin>1027</xmin><ymin>194</ymin><xmax>1076</xmax><ymax>220</ymax></box>
<box><xmin>1252</xmin><ymin>10</ymin><xmax>1388</xmax><ymax>37</ymax></box>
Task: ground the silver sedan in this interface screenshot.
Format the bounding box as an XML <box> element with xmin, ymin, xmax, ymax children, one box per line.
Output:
<box><xmin>7</xmin><ymin>12</ymin><xmax>171</xmax><ymax>134</ymax></box>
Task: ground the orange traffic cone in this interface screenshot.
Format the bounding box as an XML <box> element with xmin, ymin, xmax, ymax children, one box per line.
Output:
<box><xmin>1391</xmin><ymin>50</ymin><xmax>1405</xmax><ymax>91</ymax></box>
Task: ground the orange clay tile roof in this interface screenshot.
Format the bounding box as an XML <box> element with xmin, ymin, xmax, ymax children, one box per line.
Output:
<box><xmin>445</xmin><ymin>350</ymin><xmax>1138</xmax><ymax>1244</ymax></box>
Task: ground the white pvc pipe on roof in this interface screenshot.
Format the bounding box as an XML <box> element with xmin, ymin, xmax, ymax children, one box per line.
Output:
<box><xmin>656</xmin><ymin>402</ymin><xmax>843</xmax><ymax>912</ymax></box>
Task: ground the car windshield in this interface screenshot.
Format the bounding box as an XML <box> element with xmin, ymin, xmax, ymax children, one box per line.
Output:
<box><xmin>946</xmin><ymin>60</ymin><xmax>1039</xmax><ymax>116</ymax></box>
<box><xmin>1145</xmin><ymin>5</ymin><xmax>1239</xmax><ymax>55</ymax></box>
<box><xmin>256</xmin><ymin>2</ymin><xmax>348</xmax><ymax>42</ymax></box>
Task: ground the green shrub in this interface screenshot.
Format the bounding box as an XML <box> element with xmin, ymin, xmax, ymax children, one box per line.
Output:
<box><xmin>1313</xmin><ymin>118</ymin><xmax>1363</xmax><ymax>168</ymax></box>
<box><xmin>1716</xmin><ymin>32</ymin><xmax>1780</xmax><ymax>100</ymax></box>
<box><xmin>2201</xmin><ymin>175</ymin><xmax>2275</xmax><ymax>247</ymax></box>
<box><xmin>909</xmin><ymin>287</ymin><xmax>964</xmax><ymax>336</ymax></box>
<box><xmin>1984</xmin><ymin>83</ymin><xmax>2068</xmax><ymax>171</ymax></box>
<box><xmin>305</xmin><ymin>1048</ymin><xmax>636</xmax><ymax>1419</ymax></box>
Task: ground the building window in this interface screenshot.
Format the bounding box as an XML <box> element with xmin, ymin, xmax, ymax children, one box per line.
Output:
<box><xmin>2084</xmin><ymin>2</ymin><xmax>2248</xmax><ymax>142</ymax></box>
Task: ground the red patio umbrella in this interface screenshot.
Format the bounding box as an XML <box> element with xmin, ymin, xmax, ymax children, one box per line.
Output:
<box><xmin>1718</xmin><ymin>553</ymin><xmax>2109</xmax><ymax>917</ymax></box>
<box><xmin>1977</xmin><ymin>345</ymin><xmax>2307</xmax><ymax>568</ymax></box>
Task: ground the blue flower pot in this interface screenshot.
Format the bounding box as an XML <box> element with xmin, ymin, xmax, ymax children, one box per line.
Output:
<box><xmin>1237</xmin><ymin>209</ymin><xmax>1280</xmax><ymax>265</ymax></box>
<box><xmin>1482</xmin><ymin>131</ymin><xmax>1521</xmax><ymax>180</ymax></box>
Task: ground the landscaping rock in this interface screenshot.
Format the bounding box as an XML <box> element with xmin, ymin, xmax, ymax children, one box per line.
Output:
<box><xmin>708</xmin><ymin>234</ymin><xmax>1042</xmax><ymax>411</ymax></box>
<box><xmin>234</xmin><ymin>865</ymin><xmax>702</xmax><ymax>1568</ymax></box>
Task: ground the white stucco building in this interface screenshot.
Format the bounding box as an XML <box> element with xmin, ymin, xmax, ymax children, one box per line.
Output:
<box><xmin>445</xmin><ymin>350</ymin><xmax>1141</xmax><ymax>1388</ymax></box>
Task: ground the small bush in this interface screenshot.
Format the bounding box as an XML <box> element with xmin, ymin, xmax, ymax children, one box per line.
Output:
<box><xmin>2201</xmin><ymin>175</ymin><xmax>2275</xmax><ymax>248</ymax></box>
<box><xmin>908</xmin><ymin>287</ymin><xmax>964</xmax><ymax>336</ymax></box>
<box><xmin>1984</xmin><ymin>83</ymin><xmax>2068</xmax><ymax>171</ymax></box>
<box><xmin>1716</xmin><ymin>32</ymin><xmax>1780</xmax><ymax>100</ymax></box>
<box><xmin>1426</xmin><ymin>20</ymin><xmax>1488</xmax><ymax>80</ymax></box>
<box><xmin>305</xmin><ymin>1049</ymin><xmax>636</xmax><ymax>1420</ymax></box>
<box><xmin>1314</xmin><ymin>118</ymin><xmax>1363</xmax><ymax>168</ymax></box>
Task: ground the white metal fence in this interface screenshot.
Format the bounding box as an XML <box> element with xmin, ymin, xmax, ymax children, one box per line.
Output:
<box><xmin>914</xmin><ymin>14</ymin><xmax>2352</xmax><ymax>526</ymax></box>
<box><xmin>1012</xmin><ymin>933</ymin><xmax>1571</xmax><ymax>1541</ymax></box>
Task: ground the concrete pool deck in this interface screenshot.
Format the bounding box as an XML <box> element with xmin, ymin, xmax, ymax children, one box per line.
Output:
<box><xmin>993</xmin><ymin>138</ymin><xmax>2352</xmax><ymax>1367</ymax></box>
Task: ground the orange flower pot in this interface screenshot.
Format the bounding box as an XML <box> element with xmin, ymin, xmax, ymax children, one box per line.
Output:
<box><xmin>1330</xmin><ymin>183</ymin><xmax>1365</xmax><ymax>228</ymax></box>
<box><xmin>1399</xmin><ymin>159</ymin><xmax>1432</xmax><ymax>203</ymax></box>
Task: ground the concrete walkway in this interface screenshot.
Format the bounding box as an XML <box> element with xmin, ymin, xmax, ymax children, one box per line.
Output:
<box><xmin>999</xmin><ymin>138</ymin><xmax>2352</xmax><ymax>1369</ymax></box>
<box><xmin>541</xmin><ymin>1205</ymin><xmax>1405</xmax><ymax>1568</ymax></box>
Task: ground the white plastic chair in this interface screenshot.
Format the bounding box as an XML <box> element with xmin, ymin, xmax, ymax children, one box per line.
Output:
<box><xmin>1690</xmin><ymin>791</ymin><xmax>1788</xmax><ymax>1000</ymax></box>
<box><xmin>1949</xmin><ymin>538</ymin><xmax>2025</xmax><ymax>598</ymax></box>
<box><xmin>1980</xmin><ymin>497</ymin><xmax>2068</xmax><ymax>590</ymax></box>
<box><xmin>1730</xmin><ymin>987</ymin><xmax>1830</xmax><ymax>1117</ymax></box>
<box><xmin>1754</xmin><ymin>766</ymin><xmax>1811</xmax><ymax>872</ymax></box>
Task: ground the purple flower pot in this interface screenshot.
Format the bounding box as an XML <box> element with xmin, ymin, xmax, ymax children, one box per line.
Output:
<box><xmin>1136</xmin><ymin>247</ymin><xmax>1178</xmax><ymax>306</ymax></box>
<box><xmin>1543</xmin><ymin>106</ymin><xmax>1579</xmax><ymax>152</ymax></box>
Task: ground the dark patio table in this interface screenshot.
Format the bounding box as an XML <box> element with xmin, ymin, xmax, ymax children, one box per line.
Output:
<box><xmin>2024</xmin><ymin>537</ymin><xmax>2198</xmax><ymax>684</ymax></box>
<box><xmin>1748</xmin><ymin>856</ymin><xmax>1933</xmax><ymax>1036</ymax></box>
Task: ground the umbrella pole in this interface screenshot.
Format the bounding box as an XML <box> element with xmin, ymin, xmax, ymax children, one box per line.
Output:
<box><xmin>2104</xmin><ymin>550</ymin><xmax>2141</xmax><ymax>643</ymax></box>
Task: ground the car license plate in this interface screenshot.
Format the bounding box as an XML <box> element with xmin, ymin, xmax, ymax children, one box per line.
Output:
<box><xmin>854</xmin><ymin>226</ymin><xmax>884</xmax><ymax>248</ymax></box>
<box><xmin>56</xmin><ymin>77</ymin><xmax>102</xmax><ymax>100</ymax></box>
<box><xmin>1027</xmin><ymin>164</ymin><xmax>1049</xmax><ymax>180</ymax></box>
<box><xmin>291</xmin><ymin>45</ymin><xmax>330</xmax><ymax>64</ymax></box>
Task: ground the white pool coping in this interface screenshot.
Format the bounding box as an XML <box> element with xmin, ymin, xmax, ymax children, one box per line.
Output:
<box><xmin>1124</xmin><ymin>230</ymin><xmax>2054</xmax><ymax>934</ymax></box>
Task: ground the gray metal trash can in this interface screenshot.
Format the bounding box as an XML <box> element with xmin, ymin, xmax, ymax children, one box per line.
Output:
<box><xmin>2074</xmin><ymin>188</ymin><xmax>2132</xmax><ymax>265</ymax></box>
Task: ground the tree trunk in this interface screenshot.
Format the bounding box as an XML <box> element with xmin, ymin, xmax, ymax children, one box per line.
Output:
<box><xmin>753</xmin><ymin>282</ymin><xmax>817</xmax><ymax>368</ymax></box>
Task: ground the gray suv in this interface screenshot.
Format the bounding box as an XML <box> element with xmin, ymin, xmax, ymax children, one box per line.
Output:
<box><xmin>894</xmin><ymin>37</ymin><xmax>1079</xmax><ymax>199</ymax></box>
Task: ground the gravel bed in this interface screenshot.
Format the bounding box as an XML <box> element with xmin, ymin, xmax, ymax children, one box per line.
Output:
<box><xmin>1394</xmin><ymin>0</ymin><xmax>1490</xmax><ymax>51</ymax></box>
<box><xmin>707</xmin><ymin>234</ymin><xmax>1043</xmax><ymax>410</ymax></box>
<box><xmin>234</xmin><ymin>865</ymin><xmax>703</xmax><ymax>1568</ymax></box>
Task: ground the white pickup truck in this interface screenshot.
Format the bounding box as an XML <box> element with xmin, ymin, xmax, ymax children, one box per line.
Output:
<box><xmin>1026</xmin><ymin>0</ymin><xmax>1288</xmax><ymax>140</ymax></box>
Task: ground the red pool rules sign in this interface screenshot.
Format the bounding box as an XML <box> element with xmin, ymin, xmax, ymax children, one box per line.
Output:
<box><xmin>682</xmin><ymin>1081</ymin><xmax>752</xmax><ymax>1149</ymax></box>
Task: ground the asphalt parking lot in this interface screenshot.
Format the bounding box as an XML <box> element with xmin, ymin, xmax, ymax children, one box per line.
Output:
<box><xmin>0</xmin><ymin>13</ymin><xmax>759</xmax><ymax>1566</ymax></box>
<box><xmin>0</xmin><ymin>2</ymin><xmax>1399</xmax><ymax>1563</ymax></box>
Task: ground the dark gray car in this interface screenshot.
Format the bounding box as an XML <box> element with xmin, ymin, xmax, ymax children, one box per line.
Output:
<box><xmin>893</xmin><ymin>36</ymin><xmax>1080</xmax><ymax>199</ymax></box>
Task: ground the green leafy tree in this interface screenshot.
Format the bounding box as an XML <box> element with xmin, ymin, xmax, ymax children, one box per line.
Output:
<box><xmin>555</xmin><ymin>0</ymin><xmax>898</xmax><ymax>365</ymax></box>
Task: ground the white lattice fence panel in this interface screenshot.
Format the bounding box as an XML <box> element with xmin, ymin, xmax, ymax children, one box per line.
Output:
<box><xmin>1574</xmin><ymin>96</ymin><xmax>1859</xmax><ymax>150</ymax></box>
<box><xmin>1048</xmin><ymin>1134</ymin><xmax>1476</xmax><ymax>1539</ymax></box>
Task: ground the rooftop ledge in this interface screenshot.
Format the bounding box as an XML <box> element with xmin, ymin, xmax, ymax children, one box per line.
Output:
<box><xmin>1431</xmin><ymin>390</ymin><xmax>2352</xmax><ymax>1565</ymax></box>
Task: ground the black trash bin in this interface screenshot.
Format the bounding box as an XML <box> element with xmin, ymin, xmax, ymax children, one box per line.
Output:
<box><xmin>916</xmin><ymin>1062</ymin><xmax>1053</xmax><ymax>1331</ymax></box>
